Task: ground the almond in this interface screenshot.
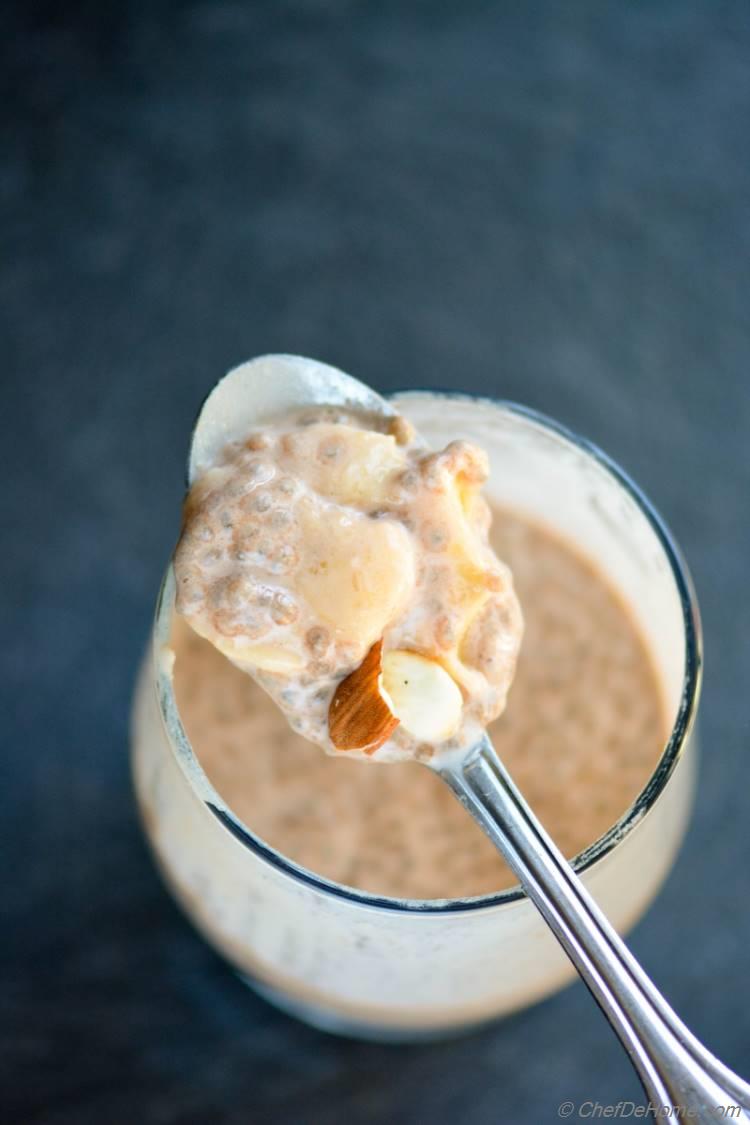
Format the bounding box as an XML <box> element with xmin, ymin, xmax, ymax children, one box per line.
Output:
<box><xmin>328</xmin><ymin>640</ymin><xmax>399</xmax><ymax>753</ymax></box>
<box><xmin>381</xmin><ymin>650</ymin><xmax>463</xmax><ymax>743</ymax></box>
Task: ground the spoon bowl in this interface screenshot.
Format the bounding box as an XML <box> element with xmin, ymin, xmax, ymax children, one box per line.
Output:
<box><xmin>187</xmin><ymin>354</ymin><xmax>395</xmax><ymax>483</ymax></box>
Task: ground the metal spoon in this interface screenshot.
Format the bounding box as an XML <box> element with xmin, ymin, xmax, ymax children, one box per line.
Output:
<box><xmin>190</xmin><ymin>356</ymin><xmax>750</xmax><ymax>1122</ymax></box>
<box><xmin>439</xmin><ymin>735</ymin><xmax>750</xmax><ymax>1122</ymax></box>
<box><xmin>187</xmin><ymin>354</ymin><xmax>396</xmax><ymax>483</ymax></box>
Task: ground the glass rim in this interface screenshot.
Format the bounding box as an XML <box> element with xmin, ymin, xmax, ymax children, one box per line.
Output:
<box><xmin>154</xmin><ymin>392</ymin><xmax>703</xmax><ymax>916</ymax></box>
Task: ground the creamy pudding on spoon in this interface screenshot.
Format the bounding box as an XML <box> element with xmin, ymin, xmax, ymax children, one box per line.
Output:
<box><xmin>173</xmin><ymin>404</ymin><xmax>523</xmax><ymax>761</ymax></box>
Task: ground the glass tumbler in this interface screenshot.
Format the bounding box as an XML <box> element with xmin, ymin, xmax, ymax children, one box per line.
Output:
<box><xmin>131</xmin><ymin>392</ymin><xmax>701</xmax><ymax>1040</ymax></box>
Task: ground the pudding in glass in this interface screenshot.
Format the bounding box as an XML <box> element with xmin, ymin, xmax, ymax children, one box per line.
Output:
<box><xmin>171</xmin><ymin>505</ymin><xmax>665</xmax><ymax>900</ymax></box>
<box><xmin>132</xmin><ymin>389</ymin><xmax>698</xmax><ymax>1037</ymax></box>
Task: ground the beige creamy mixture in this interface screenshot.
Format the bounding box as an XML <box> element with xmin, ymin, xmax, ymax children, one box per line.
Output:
<box><xmin>173</xmin><ymin>407</ymin><xmax>522</xmax><ymax>760</ymax></box>
<box><xmin>172</xmin><ymin>507</ymin><xmax>667</xmax><ymax>900</ymax></box>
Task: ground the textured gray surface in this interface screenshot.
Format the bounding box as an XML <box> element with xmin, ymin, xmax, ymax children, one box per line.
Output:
<box><xmin>2</xmin><ymin>3</ymin><xmax>749</xmax><ymax>1123</ymax></box>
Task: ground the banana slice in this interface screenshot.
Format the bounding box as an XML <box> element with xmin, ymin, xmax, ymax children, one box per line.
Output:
<box><xmin>296</xmin><ymin>501</ymin><xmax>416</xmax><ymax>648</ymax></box>
<box><xmin>236</xmin><ymin>644</ymin><xmax>305</xmax><ymax>673</ymax></box>
<box><xmin>280</xmin><ymin>424</ymin><xmax>406</xmax><ymax>505</ymax></box>
<box><xmin>199</xmin><ymin>634</ymin><xmax>305</xmax><ymax>674</ymax></box>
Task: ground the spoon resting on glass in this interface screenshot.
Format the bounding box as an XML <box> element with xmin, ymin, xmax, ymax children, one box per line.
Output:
<box><xmin>177</xmin><ymin>355</ymin><xmax>750</xmax><ymax>1122</ymax></box>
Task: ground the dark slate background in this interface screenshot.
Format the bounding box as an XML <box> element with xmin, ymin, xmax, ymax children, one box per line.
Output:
<box><xmin>3</xmin><ymin>3</ymin><xmax>749</xmax><ymax>1123</ymax></box>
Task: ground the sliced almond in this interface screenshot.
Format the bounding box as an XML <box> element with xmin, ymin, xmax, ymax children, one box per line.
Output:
<box><xmin>328</xmin><ymin>640</ymin><xmax>399</xmax><ymax>753</ymax></box>
<box><xmin>380</xmin><ymin>650</ymin><xmax>463</xmax><ymax>743</ymax></box>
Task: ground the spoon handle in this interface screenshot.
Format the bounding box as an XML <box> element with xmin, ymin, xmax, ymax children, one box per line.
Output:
<box><xmin>439</xmin><ymin>735</ymin><xmax>750</xmax><ymax>1122</ymax></box>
